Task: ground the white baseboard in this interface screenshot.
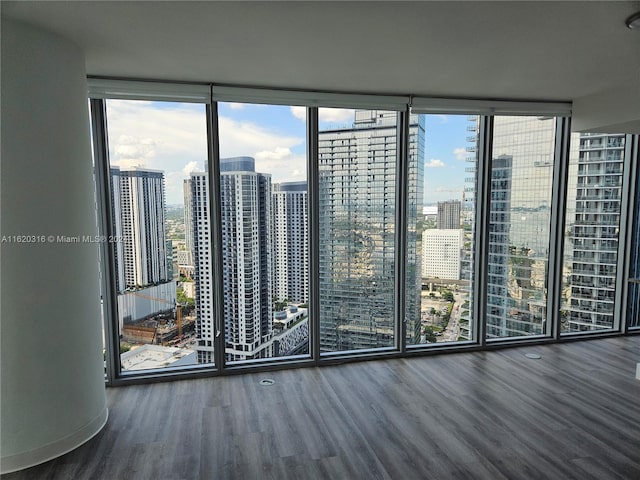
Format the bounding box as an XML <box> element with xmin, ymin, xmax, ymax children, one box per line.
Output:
<box><xmin>1</xmin><ymin>406</ymin><xmax>108</xmax><ymax>474</ymax></box>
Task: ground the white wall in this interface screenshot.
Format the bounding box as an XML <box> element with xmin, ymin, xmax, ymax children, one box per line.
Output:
<box><xmin>1</xmin><ymin>18</ymin><xmax>107</xmax><ymax>473</ymax></box>
<box><xmin>572</xmin><ymin>81</ymin><xmax>640</xmax><ymax>134</ymax></box>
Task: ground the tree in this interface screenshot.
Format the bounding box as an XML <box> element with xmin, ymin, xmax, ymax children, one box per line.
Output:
<box><xmin>176</xmin><ymin>288</ymin><xmax>195</xmax><ymax>308</ymax></box>
<box><xmin>442</xmin><ymin>290</ymin><xmax>454</xmax><ymax>302</ymax></box>
<box><xmin>423</xmin><ymin>325</ymin><xmax>437</xmax><ymax>343</ymax></box>
<box><xmin>273</xmin><ymin>296</ymin><xmax>288</xmax><ymax>312</ymax></box>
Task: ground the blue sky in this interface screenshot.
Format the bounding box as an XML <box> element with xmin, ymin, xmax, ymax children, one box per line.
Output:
<box><xmin>422</xmin><ymin>115</ymin><xmax>472</xmax><ymax>204</ymax></box>
<box><xmin>105</xmin><ymin>100</ymin><xmax>472</xmax><ymax>205</ymax></box>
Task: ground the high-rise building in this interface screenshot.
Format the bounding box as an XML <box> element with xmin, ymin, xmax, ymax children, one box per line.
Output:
<box><xmin>318</xmin><ymin>110</ymin><xmax>424</xmax><ymax>351</ymax></box>
<box><xmin>110</xmin><ymin>167</ymin><xmax>126</xmax><ymax>292</ymax></box>
<box><xmin>437</xmin><ymin>200</ymin><xmax>461</xmax><ymax>229</ymax></box>
<box><xmin>565</xmin><ymin>133</ymin><xmax>625</xmax><ymax>331</ymax></box>
<box><xmin>183</xmin><ymin>178</ymin><xmax>194</xmax><ymax>266</ymax></box>
<box><xmin>272</xmin><ymin>181</ymin><xmax>308</xmax><ymax>304</ymax></box>
<box><xmin>192</xmin><ymin>157</ymin><xmax>273</xmax><ymax>363</ymax></box>
<box><xmin>485</xmin><ymin>154</ymin><xmax>513</xmax><ymax>337</ymax></box>
<box><xmin>463</xmin><ymin>120</ymin><xmax>627</xmax><ymax>338</ymax></box>
<box><xmin>422</xmin><ymin>229</ymin><xmax>464</xmax><ymax>280</ymax></box>
<box><xmin>190</xmin><ymin>172</ymin><xmax>214</xmax><ymax>363</ymax></box>
<box><xmin>459</xmin><ymin>117</ymin><xmax>479</xmax><ymax>341</ymax></box>
<box><xmin>484</xmin><ymin>116</ymin><xmax>556</xmax><ymax>338</ymax></box>
<box><xmin>110</xmin><ymin>166</ymin><xmax>169</xmax><ymax>291</ymax></box>
<box><xmin>110</xmin><ymin>166</ymin><xmax>176</xmax><ymax>334</ymax></box>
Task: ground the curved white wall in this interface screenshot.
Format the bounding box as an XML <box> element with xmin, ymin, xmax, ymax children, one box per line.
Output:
<box><xmin>1</xmin><ymin>18</ymin><xmax>108</xmax><ymax>473</ymax></box>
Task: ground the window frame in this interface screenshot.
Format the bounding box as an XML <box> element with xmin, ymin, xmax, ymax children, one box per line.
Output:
<box><xmin>89</xmin><ymin>78</ymin><xmax>638</xmax><ymax>386</ymax></box>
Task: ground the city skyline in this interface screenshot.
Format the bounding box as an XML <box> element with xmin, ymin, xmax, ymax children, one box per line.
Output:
<box><xmin>104</xmin><ymin>101</ymin><xmax>631</xmax><ymax>365</ymax></box>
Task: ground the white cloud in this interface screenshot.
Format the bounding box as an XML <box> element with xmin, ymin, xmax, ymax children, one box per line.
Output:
<box><xmin>218</xmin><ymin>116</ymin><xmax>306</xmax><ymax>183</ymax></box>
<box><xmin>105</xmin><ymin>100</ymin><xmax>208</xmax><ymax>203</ymax></box>
<box><xmin>435</xmin><ymin>115</ymin><xmax>449</xmax><ymax>123</ymax></box>
<box><xmin>219</xmin><ymin>117</ymin><xmax>302</xmax><ymax>155</ymax></box>
<box><xmin>453</xmin><ymin>147</ymin><xmax>467</xmax><ymax>160</ymax></box>
<box><xmin>182</xmin><ymin>161</ymin><xmax>199</xmax><ymax>176</ymax></box>
<box><xmin>105</xmin><ymin>100</ymin><xmax>307</xmax><ymax>202</ymax></box>
<box><xmin>228</xmin><ymin>102</ymin><xmax>245</xmax><ymax>110</ymax></box>
<box><xmin>106</xmin><ymin>101</ymin><xmax>207</xmax><ymax>162</ymax></box>
<box><xmin>113</xmin><ymin>158</ymin><xmax>148</xmax><ymax>169</ymax></box>
<box><xmin>426</xmin><ymin>159</ymin><xmax>445</xmax><ymax>168</ymax></box>
<box><xmin>319</xmin><ymin>108</ymin><xmax>355</xmax><ymax>123</ymax></box>
<box><xmin>112</xmin><ymin>135</ymin><xmax>158</xmax><ymax>165</ymax></box>
<box><xmin>255</xmin><ymin>147</ymin><xmax>292</xmax><ymax>161</ymax></box>
<box><xmin>290</xmin><ymin>106</ymin><xmax>355</xmax><ymax>124</ymax></box>
<box><xmin>290</xmin><ymin>106</ymin><xmax>306</xmax><ymax>121</ymax></box>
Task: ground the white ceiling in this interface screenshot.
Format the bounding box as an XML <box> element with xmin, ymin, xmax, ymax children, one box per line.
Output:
<box><xmin>2</xmin><ymin>1</ymin><xmax>640</xmax><ymax>104</ymax></box>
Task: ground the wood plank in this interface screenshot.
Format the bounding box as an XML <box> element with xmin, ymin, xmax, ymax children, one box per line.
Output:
<box><xmin>4</xmin><ymin>336</ymin><xmax>639</xmax><ymax>480</ymax></box>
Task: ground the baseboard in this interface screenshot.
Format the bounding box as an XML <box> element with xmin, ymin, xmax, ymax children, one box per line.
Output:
<box><xmin>0</xmin><ymin>406</ymin><xmax>108</xmax><ymax>474</ymax></box>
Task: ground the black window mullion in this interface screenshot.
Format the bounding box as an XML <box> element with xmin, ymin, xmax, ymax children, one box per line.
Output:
<box><xmin>90</xmin><ymin>98</ymin><xmax>121</xmax><ymax>383</ymax></box>
<box><xmin>207</xmin><ymin>100</ymin><xmax>226</xmax><ymax>370</ymax></box>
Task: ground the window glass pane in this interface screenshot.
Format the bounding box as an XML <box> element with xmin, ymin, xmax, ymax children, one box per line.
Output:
<box><xmin>486</xmin><ymin>116</ymin><xmax>556</xmax><ymax>339</ymax></box>
<box><xmin>628</xmin><ymin>166</ymin><xmax>640</xmax><ymax>328</ymax></box>
<box><xmin>562</xmin><ymin>133</ymin><xmax>625</xmax><ymax>333</ymax></box>
<box><xmin>318</xmin><ymin>109</ymin><xmax>397</xmax><ymax>353</ymax></box>
<box><xmin>218</xmin><ymin>102</ymin><xmax>309</xmax><ymax>363</ymax></box>
<box><xmin>407</xmin><ymin>114</ymin><xmax>477</xmax><ymax>346</ymax></box>
<box><xmin>105</xmin><ymin>99</ymin><xmax>209</xmax><ymax>370</ymax></box>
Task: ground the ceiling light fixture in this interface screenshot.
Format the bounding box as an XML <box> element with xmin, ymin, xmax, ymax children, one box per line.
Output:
<box><xmin>626</xmin><ymin>11</ymin><xmax>640</xmax><ymax>29</ymax></box>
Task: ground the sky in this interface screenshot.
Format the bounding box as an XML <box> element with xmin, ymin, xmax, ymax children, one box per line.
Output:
<box><xmin>421</xmin><ymin>114</ymin><xmax>472</xmax><ymax>204</ymax></box>
<box><xmin>104</xmin><ymin>100</ymin><xmax>472</xmax><ymax>205</ymax></box>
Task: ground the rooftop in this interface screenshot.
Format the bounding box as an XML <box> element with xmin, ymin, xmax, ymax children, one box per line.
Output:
<box><xmin>120</xmin><ymin>344</ymin><xmax>197</xmax><ymax>371</ymax></box>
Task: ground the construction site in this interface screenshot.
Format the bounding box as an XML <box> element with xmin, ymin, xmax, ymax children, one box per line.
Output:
<box><xmin>117</xmin><ymin>284</ymin><xmax>197</xmax><ymax>348</ymax></box>
<box><xmin>121</xmin><ymin>307</ymin><xmax>196</xmax><ymax>346</ymax></box>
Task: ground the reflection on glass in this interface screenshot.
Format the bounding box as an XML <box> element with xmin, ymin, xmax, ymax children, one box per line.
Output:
<box><xmin>318</xmin><ymin>109</ymin><xmax>399</xmax><ymax>353</ymax></box>
<box><xmin>562</xmin><ymin>133</ymin><xmax>625</xmax><ymax>333</ymax></box>
<box><xmin>105</xmin><ymin>99</ymin><xmax>208</xmax><ymax>370</ymax></box>
<box><xmin>628</xmin><ymin>168</ymin><xmax>640</xmax><ymax>328</ymax></box>
<box><xmin>217</xmin><ymin>103</ymin><xmax>308</xmax><ymax>363</ymax></box>
<box><xmin>408</xmin><ymin>114</ymin><xmax>477</xmax><ymax>346</ymax></box>
<box><xmin>486</xmin><ymin>116</ymin><xmax>556</xmax><ymax>339</ymax></box>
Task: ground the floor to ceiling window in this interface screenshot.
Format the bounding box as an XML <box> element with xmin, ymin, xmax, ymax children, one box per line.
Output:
<box><xmin>485</xmin><ymin>116</ymin><xmax>557</xmax><ymax>339</ymax></box>
<box><xmin>627</xmin><ymin>140</ymin><xmax>640</xmax><ymax>329</ymax></box>
<box><xmin>89</xmin><ymin>81</ymin><xmax>637</xmax><ymax>384</ymax></box>
<box><xmin>561</xmin><ymin>133</ymin><xmax>626</xmax><ymax>334</ymax></box>
<box><xmin>318</xmin><ymin>108</ymin><xmax>400</xmax><ymax>354</ymax></box>
<box><xmin>406</xmin><ymin>114</ymin><xmax>479</xmax><ymax>346</ymax></box>
<box><xmin>102</xmin><ymin>98</ymin><xmax>211</xmax><ymax>371</ymax></box>
<box><xmin>217</xmin><ymin>102</ymin><xmax>310</xmax><ymax>363</ymax></box>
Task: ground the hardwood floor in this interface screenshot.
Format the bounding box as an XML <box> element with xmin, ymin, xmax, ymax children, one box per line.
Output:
<box><xmin>4</xmin><ymin>336</ymin><xmax>640</xmax><ymax>480</ymax></box>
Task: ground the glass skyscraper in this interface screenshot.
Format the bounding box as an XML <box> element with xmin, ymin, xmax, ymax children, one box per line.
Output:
<box><xmin>318</xmin><ymin>110</ymin><xmax>424</xmax><ymax>352</ymax></box>
<box><xmin>485</xmin><ymin>116</ymin><xmax>556</xmax><ymax>338</ymax></box>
